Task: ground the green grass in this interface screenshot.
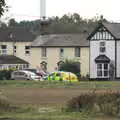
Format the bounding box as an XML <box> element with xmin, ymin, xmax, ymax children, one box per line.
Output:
<box><xmin>0</xmin><ymin>80</ymin><xmax>120</xmax><ymax>90</ymax></box>
<box><xmin>0</xmin><ymin>107</ymin><xmax>120</xmax><ymax>120</ymax></box>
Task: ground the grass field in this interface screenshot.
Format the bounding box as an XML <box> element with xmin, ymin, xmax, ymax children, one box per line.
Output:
<box><xmin>0</xmin><ymin>80</ymin><xmax>120</xmax><ymax>120</ymax></box>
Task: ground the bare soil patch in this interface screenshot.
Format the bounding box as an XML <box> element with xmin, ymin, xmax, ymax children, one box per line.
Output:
<box><xmin>3</xmin><ymin>88</ymin><xmax>83</xmax><ymax>105</ymax></box>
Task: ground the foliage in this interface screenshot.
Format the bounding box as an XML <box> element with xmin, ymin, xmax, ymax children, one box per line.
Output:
<box><xmin>0</xmin><ymin>0</ymin><xmax>8</xmax><ymax>17</ymax></box>
<box><xmin>66</xmin><ymin>91</ymin><xmax>120</xmax><ymax>116</ymax></box>
<box><xmin>0</xmin><ymin>81</ymin><xmax>120</xmax><ymax>119</ymax></box>
<box><xmin>59</xmin><ymin>59</ymin><xmax>80</xmax><ymax>79</ymax></box>
<box><xmin>0</xmin><ymin>92</ymin><xmax>11</xmax><ymax>111</ymax></box>
<box><xmin>0</xmin><ymin>98</ymin><xmax>10</xmax><ymax>110</ymax></box>
<box><xmin>0</xmin><ymin>69</ymin><xmax>14</xmax><ymax>80</ymax></box>
<box><xmin>6</xmin><ymin>13</ymin><xmax>109</xmax><ymax>34</ymax></box>
<box><xmin>66</xmin><ymin>92</ymin><xmax>96</xmax><ymax>112</ymax></box>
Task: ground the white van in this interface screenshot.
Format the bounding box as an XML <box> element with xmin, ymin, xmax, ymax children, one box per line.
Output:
<box><xmin>11</xmin><ymin>70</ymin><xmax>41</xmax><ymax>81</ymax></box>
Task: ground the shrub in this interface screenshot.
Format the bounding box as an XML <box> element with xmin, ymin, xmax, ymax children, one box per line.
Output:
<box><xmin>67</xmin><ymin>92</ymin><xmax>96</xmax><ymax>112</ymax></box>
<box><xmin>66</xmin><ymin>91</ymin><xmax>120</xmax><ymax>116</ymax></box>
<box><xmin>0</xmin><ymin>92</ymin><xmax>10</xmax><ymax>111</ymax></box>
<box><xmin>59</xmin><ymin>59</ymin><xmax>80</xmax><ymax>79</ymax></box>
<box><xmin>96</xmin><ymin>91</ymin><xmax>120</xmax><ymax>116</ymax></box>
<box><xmin>0</xmin><ymin>69</ymin><xmax>14</xmax><ymax>80</ymax></box>
<box><xmin>0</xmin><ymin>98</ymin><xmax>10</xmax><ymax>110</ymax></box>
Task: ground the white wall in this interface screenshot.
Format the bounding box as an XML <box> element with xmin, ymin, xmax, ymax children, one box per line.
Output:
<box><xmin>90</xmin><ymin>40</ymin><xmax>115</xmax><ymax>78</ymax></box>
<box><xmin>116</xmin><ymin>41</ymin><xmax>120</xmax><ymax>77</ymax></box>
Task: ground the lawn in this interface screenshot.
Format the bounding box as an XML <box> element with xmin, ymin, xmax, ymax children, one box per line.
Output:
<box><xmin>0</xmin><ymin>80</ymin><xmax>120</xmax><ymax>120</ymax></box>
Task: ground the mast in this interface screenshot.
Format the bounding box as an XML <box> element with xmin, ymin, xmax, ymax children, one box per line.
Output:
<box><xmin>40</xmin><ymin>0</ymin><xmax>49</xmax><ymax>35</ymax></box>
<box><xmin>40</xmin><ymin>0</ymin><xmax>46</xmax><ymax>20</ymax></box>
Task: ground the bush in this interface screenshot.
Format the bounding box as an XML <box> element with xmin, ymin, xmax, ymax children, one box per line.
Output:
<box><xmin>67</xmin><ymin>92</ymin><xmax>96</xmax><ymax>112</ymax></box>
<box><xmin>0</xmin><ymin>69</ymin><xmax>13</xmax><ymax>80</ymax></box>
<box><xmin>66</xmin><ymin>91</ymin><xmax>120</xmax><ymax>116</ymax></box>
<box><xmin>59</xmin><ymin>59</ymin><xmax>80</xmax><ymax>79</ymax></box>
<box><xmin>96</xmin><ymin>91</ymin><xmax>120</xmax><ymax>116</ymax></box>
<box><xmin>0</xmin><ymin>98</ymin><xmax>10</xmax><ymax>110</ymax></box>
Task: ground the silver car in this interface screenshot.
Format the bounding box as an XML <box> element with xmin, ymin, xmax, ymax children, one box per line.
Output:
<box><xmin>11</xmin><ymin>70</ymin><xmax>41</xmax><ymax>81</ymax></box>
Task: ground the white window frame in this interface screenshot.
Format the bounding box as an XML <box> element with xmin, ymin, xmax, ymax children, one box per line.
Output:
<box><xmin>97</xmin><ymin>63</ymin><xmax>109</xmax><ymax>78</ymax></box>
<box><xmin>99</xmin><ymin>41</ymin><xmax>106</xmax><ymax>54</ymax></box>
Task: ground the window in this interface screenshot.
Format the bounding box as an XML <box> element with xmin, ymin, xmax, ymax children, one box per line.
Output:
<box><xmin>60</xmin><ymin>48</ymin><xmax>64</xmax><ymax>58</ymax></box>
<box><xmin>1</xmin><ymin>45</ymin><xmax>7</xmax><ymax>55</ymax></box>
<box><xmin>100</xmin><ymin>42</ymin><xmax>106</xmax><ymax>53</ymax></box>
<box><xmin>97</xmin><ymin>63</ymin><xmax>109</xmax><ymax>78</ymax></box>
<box><xmin>14</xmin><ymin>46</ymin><xmax>17</xmax><ymax>54</ymax></box>
<box><xmin>41</xmin><ymin>47</ymin><xmax>47</xmax><ymax>57</ymax></box>
<box><xmin>97</xmin><ymin>64</ymin><xmax>102</xmax><ymax>77</ymax></box>
<box><xmin>104</xmin><ymin>64</ymin><xmax>109</xmax><ymax>77</ymax></box>
<box><xmin>25</xmin><ymin>46</ymin><xmax>31</xmax><ymax>55</ymax></box>
<box><xmin>40</xmin><ymin>61</ymin><xmax>47</xmax><ymax>72</ymax></box>
<box><xmin>75</xmin><ymin>47</ymin><xmax>80</xmax><ymax>57</ymax></box>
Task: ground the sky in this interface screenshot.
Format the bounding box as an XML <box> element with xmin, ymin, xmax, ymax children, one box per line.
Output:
<box><xmin>3</xmin><ymin>0</ymin><xmax>120</xmax><ymax>22</ymax></box>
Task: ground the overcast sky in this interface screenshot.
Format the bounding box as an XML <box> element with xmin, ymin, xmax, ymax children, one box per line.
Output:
<box><xmin>3</xmin><ymin>0</ymin><xmax>120</xmax><ymax>22</ymax></box>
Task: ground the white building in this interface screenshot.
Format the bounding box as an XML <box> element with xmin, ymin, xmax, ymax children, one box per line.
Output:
<box><xmin>88</xmin><ymin>22</ymin><xmax>120</xmax><ymax>79</ymax></box>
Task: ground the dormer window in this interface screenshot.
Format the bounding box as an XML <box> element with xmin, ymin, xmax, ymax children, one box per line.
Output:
<box><xmin>100</xmin><ymin>41</ymin><xmax>106</xmax><ymax>53</ymax></box>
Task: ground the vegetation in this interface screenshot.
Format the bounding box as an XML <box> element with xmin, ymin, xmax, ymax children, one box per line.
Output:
<box><xmin>0</xmin><ymin>69</ymin><xmax>13</xmax><ymax>80</ymax></box>
<box><xmin>0</xmin><ymin>14</ymin><xmax>108</xmax><ymax>34</ymax></box>
<box><xmin>1</xmin><ymin>80</ymin><xmax>120</xmax><ymax>90</ymax></box>
<box><xmin>0</xmin><ymin>81</ymin><xmax>120</xmax><ymax>120</ymax></box>
<box><xmin>67</xmin><ymin>91</ymin><xmax>120</xmax><ymax>116</ymax></box>
<box><xmin>0</xmin><ymin>0</ymin><xmax>7</xmax><ymax>17</ymax></box>
<box><xmin>59</xmin><ymin>59</ymin><xmax>80</xmax><ymax>79</ymax></box>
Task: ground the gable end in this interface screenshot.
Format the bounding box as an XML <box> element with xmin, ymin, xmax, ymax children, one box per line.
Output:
<box><xmin>87</xmin><ymin>23</ymin><xmax>116</xmax><ymax>40</ymax></box>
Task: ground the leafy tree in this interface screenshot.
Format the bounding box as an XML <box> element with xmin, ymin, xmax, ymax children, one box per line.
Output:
<box><xmin>6</xmin><ymin>13</ymin><xmax>108</xmax><ymax>34</ymax></box>
<box><xmin>0</xmin><ymin>21</ymin><xmax>7</xmax><ymax>29</ymax></box>
<box><xmin>8</xmin><ymin>18</ymin><xmax>18</xmax><ymax>27</ymax></box>
<box><xmin>59</xmin><ymin>59</ymin><xmax>80</xmax><ymax>78</ymax></box>
<box><xmin>0</xmin><ymin>0</ymin><xmax>7</xmax><ymax>17</ymax></box>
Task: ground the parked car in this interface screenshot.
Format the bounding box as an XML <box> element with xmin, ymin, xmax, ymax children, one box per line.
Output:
<box><xmin>23</xmin><ymin>68</ymin><xmax>47</xmax><ymax>77</ymax></box>
<box><xmin>45</xmin><ymin>71</ymin><xmax>78</xmax><ymax>82</ymax></box>
<box><xmin>11</xmin><ymin>70</ymin><xmax>41</xmax><ymax>81</ymax></box>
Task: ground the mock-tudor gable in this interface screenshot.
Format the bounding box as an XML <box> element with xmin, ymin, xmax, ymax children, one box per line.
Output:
<box><xmin>88</xmin><ymin>23</ymin><xmax>116</xmax><ymax>40</ymax></box>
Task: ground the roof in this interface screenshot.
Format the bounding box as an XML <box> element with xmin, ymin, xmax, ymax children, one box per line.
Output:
<box><xmin>31</xmin><ymin>33</ymin><xmax>89</xmax><ymax>47</ymax></box>
<box><xmin>0</xmin><ymin>55</ymin><xmax>29</xmax><ymax>64</ymax></box>
<box><xmin>103</xmin><ymin>22</ymin><xmax>120</xmax><ymax>39</ymax></box>
<box><xmin>95</xmin><ymin>55</ymin><xmax>110</xmax><ymax>63</ymax></box>
<box><xmin>88</xmin><ymin>22</ymin><xmax>120</xmax><ymax>40</ymax></box>
<box><xmin>0</xmin><ymin>27</ymin><xmax>36</xmax><ymax>42</ymax></box>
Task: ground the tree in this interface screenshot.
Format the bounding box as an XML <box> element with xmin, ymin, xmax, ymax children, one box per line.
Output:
<box><xmin>59</xmin><ymin>59</ymin><xmax>80</xmax><ymax>79</ymax></box>
<box><xmin>0</xmin><ymin>0</ymin><xmax>7</xmax><ymax>17</ymax></box>
<box><xmin>0</xmin><ymin>21</ymin><xmax>7</xmax><ymax>30</ymax></box>
<box><xmin>8</xmin><ymin>18</ymin><xmax>18</xmax><ymax>27</ymax></box>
